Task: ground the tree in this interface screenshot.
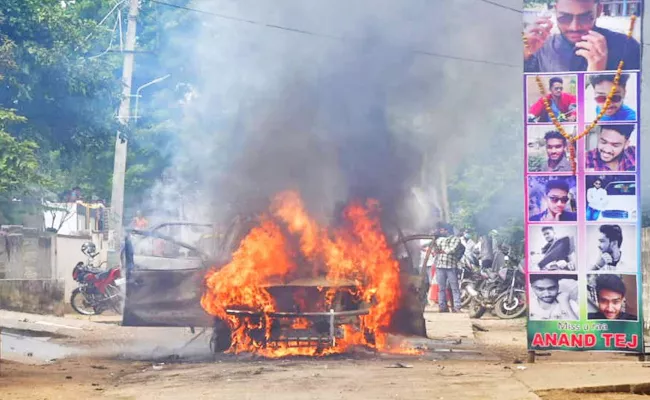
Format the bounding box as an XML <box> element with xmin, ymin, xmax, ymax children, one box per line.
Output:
<box><xmin>1</xmin><ymin>0</ymin><xmax>122</xmax><ymax>205</ymax></box>
<box><xmin>0</xmin><ymin>30</ymin><xmax>41</xmax><ymax>223</ymax></box>
<box><xmin>0</xmin><ymin>0</ymin><xmax>201</xmax><ymax>227</ymax></box>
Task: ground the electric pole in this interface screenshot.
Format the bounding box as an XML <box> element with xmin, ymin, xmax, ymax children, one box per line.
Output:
<box><xmin>108</xmin><ymin>0</ymin><xmax>139</xmax><ymax>261</ymax></box>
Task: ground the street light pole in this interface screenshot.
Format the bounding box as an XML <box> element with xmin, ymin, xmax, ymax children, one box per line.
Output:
<box><xmin>134</xmin><ymin>74</ymin><xmax>171</xmax><ymax>125</ymax></box>
<box><xmin>108</xmin><ymin>0</ymin><xmax>139</xmax><ymax>262</ymax></box>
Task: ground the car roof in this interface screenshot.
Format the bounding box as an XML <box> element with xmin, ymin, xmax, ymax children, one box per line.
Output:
<box><xmin>606</xmin><ymin>181</ymin><xmax>635</xmax><ymax>186</ymax></box>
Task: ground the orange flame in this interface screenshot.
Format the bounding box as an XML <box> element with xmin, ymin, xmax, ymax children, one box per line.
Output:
<box><xmin>200</xmin><ymin>190</ymin><xmax>420</xmax><ymax>357</ymax></box>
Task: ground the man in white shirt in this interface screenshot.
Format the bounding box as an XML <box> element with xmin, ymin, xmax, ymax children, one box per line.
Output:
<box><xmin>529</xmin><ymin>275</ymin><xmax>579</xmax><ymax>320</ymax></box>
<box><xmin>587</xmin><ymin>179</ymin><xmax>608</xmax><ymax>221</ymax></box>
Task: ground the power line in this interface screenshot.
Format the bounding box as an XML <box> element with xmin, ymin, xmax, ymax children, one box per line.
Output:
<box><xmin>149</xmin><ymin>0</ymin><xmax>519</xmax><ymax>68</ymax></box>
<box><xmin>474</xmin><ymin>0</ymin><xmax>522</xmax><ymax>14</ymax></box>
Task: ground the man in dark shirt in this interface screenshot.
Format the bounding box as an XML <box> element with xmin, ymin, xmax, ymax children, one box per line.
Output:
<box><xmin>530</xmin><ymin>179</ymin><xmax>577</xmax><ymax>221</ymax></box>
<box><xmin>536</xmin><ymin>226</ymin><xmax>573</xmax><ymax>271</ymax></box>
<box><xmin>524</xmin><ymin>0</ymin><xmax>640</xmax><ymax>73</ymax></box>
<box><xmin>588</xmin><ymin>274</ymin><xmax>636</xmax><ymax>320</ymax></box>
<box><xmin>540</xmin><ymin>131</ymin><xmax>572</xmax><ymax>172</ymax></box>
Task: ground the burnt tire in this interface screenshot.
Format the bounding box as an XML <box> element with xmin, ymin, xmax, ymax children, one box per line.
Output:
<box><xmin>468</xmin><ymin>298</ymin><xmax>486</xmax><ymax>319</ymax></box>
<box><xmin>70</xmin><ymin>288</ymin><xmax>98</xmax><ymax>316</ymax></box>
<box><xmin>210</xmin><ymin>325</ymin><xmax>232</xmax><ymax>354</ymax></box>
<box><xmin>494</xmin><ymin>291</ymin><xmax>527</xmax><ymax>319</ymax></box>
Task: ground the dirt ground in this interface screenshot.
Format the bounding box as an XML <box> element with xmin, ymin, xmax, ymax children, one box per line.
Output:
<box><xmin>2</xmin><ymin>315</ymin><xmax>650</xmax><ymax>399</ymax></box>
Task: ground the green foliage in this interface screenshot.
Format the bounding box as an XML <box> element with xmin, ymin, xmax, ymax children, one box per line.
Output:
<box><xmin>448</xmin><ymin>108</ymin><xmax>524</xmax><ymax>244</ymax></box>
<box><xmin>528</xmin><ymin>153</ymin><xmax>545</xmax><ymax>172</ymax></box>
<box><xmin>1</xmin><ymin>1</ymin><xmax>121</xmax><ymax>205</ymax></box>
<box><xmin>524</xmin><ymin>0</ymin><xmax>554</xmax><ymax>9</ymax></box>
<box><xmin>0</xmin><ymin>0</ymin><xmax>202</xmax><ymax>226</ymax></box>
<box><xmin>0</xmin><ymin>129</ymin><xmax>39</xmax><ymax>193</ymax></box>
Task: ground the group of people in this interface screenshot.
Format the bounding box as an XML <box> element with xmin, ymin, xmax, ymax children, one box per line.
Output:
<box><xmin>423</xmin><ymin>224</ymin><xmax>500</xmax><ymax>313</ymax></box>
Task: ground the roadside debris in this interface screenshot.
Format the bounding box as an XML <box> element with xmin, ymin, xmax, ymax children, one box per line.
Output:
<box><xmin>386</xmin><ymin>363</ymin><xmax>413</xmax><ymax>368</ymax></box>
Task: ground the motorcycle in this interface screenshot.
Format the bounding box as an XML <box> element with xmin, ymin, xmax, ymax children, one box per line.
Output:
<box><xmin>458</xmin><ymin>253</ymin><xmax>481</xmax><ymax>309</ymax></box>
<box><xmin>466</xmin><ymin>247</ymin><xmax>527</xmax><ymax>319</ymax></box>
<box><xmin>70</xmin><ymin>241</ymin><xmax>125</xmax><ymax>315</ymax></box>
<box><xmin>492</xmin><ymin>257</ymin><xmax>527</xmax><ymax>319</ymax></box>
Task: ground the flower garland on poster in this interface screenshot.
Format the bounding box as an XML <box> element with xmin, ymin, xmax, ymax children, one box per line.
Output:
<box><xmin>523</xmin><ymin>15</ymin><xmax>637</xmax><ymax>174</ymax></box>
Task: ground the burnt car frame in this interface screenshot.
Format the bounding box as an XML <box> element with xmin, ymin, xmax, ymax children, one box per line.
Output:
<box><xmin>120</xmin><ymin>220</ymin><xmax>431</xmax><ymax>353</ymax></box>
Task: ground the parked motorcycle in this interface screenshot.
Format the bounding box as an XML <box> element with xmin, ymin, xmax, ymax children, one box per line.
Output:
<box><xmin>466</xmin><ymin>247</ymin><xmax>527</xmax><ymax>319</ymax></box>
<box><xmin>492</xmin><ymin>256</ymin><xmax>527</xmax><ymax>319</ymax></box>
<box><xmin>458</xmin><ymin>253</ymin><xmax>481</xmax><ymax>309</ymax></box>
<box><xmin>70</xmin><ymin>241</ymin><xmax>125</xmax><ymax>315</ymax></box>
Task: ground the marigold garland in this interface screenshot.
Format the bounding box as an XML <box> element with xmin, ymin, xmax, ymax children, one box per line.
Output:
<box><xmin>523</xmin><ymin>15</ymin><xmax>637</xmax><ymax>174</ymax></box>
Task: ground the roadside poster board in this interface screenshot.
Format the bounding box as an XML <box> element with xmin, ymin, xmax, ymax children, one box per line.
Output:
<box><xmin>523</xmin><ymin>0</ymin><xmax>644</xmax><ymax>353</ymax></box>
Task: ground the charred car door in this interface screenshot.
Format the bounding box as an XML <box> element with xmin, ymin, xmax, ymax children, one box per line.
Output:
<box><xmin>121</xmin><ymin>223</ymin><xmax>216</xmax><ymax>327</ymax></box>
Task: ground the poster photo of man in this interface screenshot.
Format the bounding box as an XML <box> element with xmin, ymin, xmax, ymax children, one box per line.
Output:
<box><xmin>527</xmin><ymin>125</ymin><xmax>577</xmax><ymax>172</ymax></box>
<box><xmin>585</xmin><ymin>175</ymin><xmax>637</xmax><ymax>222</ymax></box>
<box><xmin>529</xmin><ymin>273</ymin><xmax>580</xmax><ymax>321</ymax></box>
<box><xmin>585</xmin><ymin>73</ymin><xmax>638</xmax><ymax>122</ymax></box>
<box><xmin>528</xmin><ymin>176</ymin><xmax>578</xmax><ymax>222</ymax></box>
<box><xmin>587</xmin><ymin>274</ymin><xmax>638</xmax><ymax>321</ymax></box>
<box><xmin>523</xmin><ymin>0</ymin><xmax>641</xmax><ymax>73</ymax></box>
<box><xmin>585</xmin><ymin>124</ymin><xmax>636</xmax><ymax>172</ymax></box>
<box><xmin>526</xmin><ymin>75</ymin><xmax>577</xmax><ymax>123</ymax></box>
<box><xmin>528</xmin><ymin>225</ymin><xmax>577</xmax><ymax>272</ymax></box>
<box><xmin>587</xmin><ymin>224</ymin><xmax>637</xmax><ymax>273</ymax></box>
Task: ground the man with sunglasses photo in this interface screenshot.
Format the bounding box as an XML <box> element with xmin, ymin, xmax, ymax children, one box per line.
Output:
<box><xmin>530</xmin><ymin>179</ymin><xmax>577</xmax><ymax>221</ymax></box>
<box><xmin>524</xmin><ymin>0</ymin><xmax>641</xmax><ymax>73</ymax></box>
<box><xmin>588</xmin><ymin>73</ymin><xmax>636</xmax><ymax>121</ymax></box>
<box><xmin>586</xmin><ymin>178</ymin><xmax>608</xmax><ymax>221</ymax></box>
<box><xmin>585</xmin><ymin>124</ymin><xmax>636</xmax><ymax>171</ymax></box>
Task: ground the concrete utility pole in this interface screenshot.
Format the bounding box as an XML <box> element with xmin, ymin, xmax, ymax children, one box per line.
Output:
<box><xmin>108</xmin><ymin>0</ymin><xmax>139</xmax><ymax>261</ymax></box>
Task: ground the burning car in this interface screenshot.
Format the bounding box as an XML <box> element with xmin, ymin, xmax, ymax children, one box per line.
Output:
<box><xmin>121</xmin><ymin>191</ymin><xmax>428</xmax><ymax>357</ymax></box>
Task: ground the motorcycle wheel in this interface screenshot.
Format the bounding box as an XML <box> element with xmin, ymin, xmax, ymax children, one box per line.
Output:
<box><xmin>70</xmin><ymin>288</ymin><xmax>98</xmax><ymax>316</ymax></box>
<box><xmin>106</xmin><ymin>284</ymin><xmax>123</xmax><ymax>315</ymax></box>
<box><xmin>468</xmin><ymin>298</ymin><xmax>486</xmax><ymax>319</ymax></box>
<box><xmin>493</xmin><ymin>291</ymin><xmax>527</xmax><ymax>319</ymax></box>
<box><xmin>459</xmin><ymin>280</ymin><xmax>473</xmax><ymax>309</ymax></box>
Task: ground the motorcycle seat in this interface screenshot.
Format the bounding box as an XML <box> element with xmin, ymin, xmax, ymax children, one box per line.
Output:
<box><xmin>96</xmin><ymin>271</ymin><xmax>111</xmax><ymax>281</ymax></box>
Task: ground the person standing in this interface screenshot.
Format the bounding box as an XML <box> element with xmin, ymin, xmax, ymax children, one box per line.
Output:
<box><xmin>478</xmin><ymin>234</ymin><xmax>494</xmax><ymax>271</ymax></box>
<box><xmin>132</xmin><ymin>210</ymin><xmax>149</xmax><ymax>230</ymax></box>
<box><xmin>431</xmin><ymin>224</ymin><xmax>463</xmax><ymax>313</ymax></box>
<box><xmin>586</xmin><ymin>179</ymin><xmax>608</xmax><ymax>221</ymax></box>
